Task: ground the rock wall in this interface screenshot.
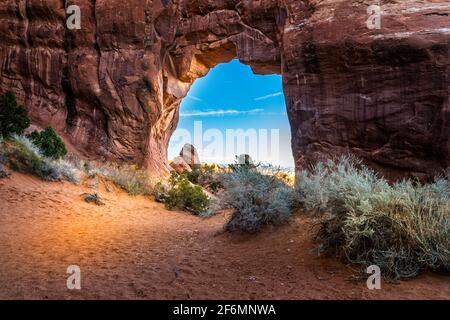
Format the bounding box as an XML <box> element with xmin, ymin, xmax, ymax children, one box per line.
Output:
<box><xmin>0</xmin><ymin>0</ymin><xmax>448</xmax><ymax>178</ymax></box>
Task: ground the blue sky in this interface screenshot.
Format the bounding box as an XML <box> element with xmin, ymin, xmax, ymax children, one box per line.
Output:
<box><xmin>168</xmin><ymin>59</ymin><xmax>294</xmax><ymax>168</ymax></box>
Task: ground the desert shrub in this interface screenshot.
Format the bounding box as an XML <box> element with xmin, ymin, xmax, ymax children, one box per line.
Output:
<box><xmin>28</xmin><ymin>127</ymin><xmax>67</xmax><ymax>160</ymax></box>
<box><xmin>87</xmin><ymin>162</ymin><xmax>153</xmax><ymax>196</ymax></box>
<box><xmin>297</xmin><ymin>156</ymin><xmax>450</xmax><ymax>279</ymax></box>
<box><xmin>185</xmin><ymin>164</ymin><xmax>224</xmax><ymax>194</ymax></box>
<box><xmin>219</xmin><ymin>165</ymin><xmax>295</xmax><ymax>233</ymax></box>
<box><xmin>0</xmin><ymin>92</ymin><xmax>30</xmax><ymax>138</ymax></box>
<box><xmin>185</xmin><ymin>166</ymin><xmax>201</xmax><ymax>184</ymax></box>
<box><xmin>228</xmin><ymin>156</ymin><xmax>256</xmax><ymax>172</ymax></box>
<box><xmin>6</xmin><ymin>135</ymin><xmax>48</xmax><ymax>177</ymax></box>
<box><xmin>51</xmin><ymin>159</ymin><xmax>81</xmax><ymax>183</ymax></box>
<box><xmin>165</xmin><ymin>172</ymin><xmax>210</xmax><ymax>215</ymax></box>
<box><xmin>3</xmin><ymin>135</ymin><xmax>80</xmax><ymax>183</ymax></box>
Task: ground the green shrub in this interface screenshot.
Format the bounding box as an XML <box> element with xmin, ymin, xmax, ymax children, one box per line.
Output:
<box><xmin>28</xmin><ymin>127</ymin><xmax>67</xmax><ymax>160</ymax></box>
<box><xmin>185</xmin><ymin>166</ymin><xmax>201</xmax><ymax>184</ymax></box>
<box><xmin>297</xmin><ymin>156</ymin><xmax>450</xmax><ymax>279</ymax></box>
<box><xmin>219</xmin><ymin>165</ymin><xmax>295</xmax><ymax>233</ymax></box>
<box><xmin>165</xmin><ymin>172</ymin><xmax>210</xmax><ymax>215</ymax></box>
<box><xmin>185</xmin><ymin>164</ymin><xmax>224</xmax><ymax>194</ymax></box>
<box><xmin>0</xmin><ymin>92</ymin><xmax>30</xmax><ymax>138</ymax></box>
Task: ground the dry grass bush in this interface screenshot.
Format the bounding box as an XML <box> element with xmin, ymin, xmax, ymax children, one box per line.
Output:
<box><xmin>0</xmin><ymin>135</ymin><xmax>81</xmax><ymax>183</ymax></box>
<box><xmin>1</xmin><ymin>135</ymin><xmax>154</xmax><ymax>197</ymax></box>
<box><xmin>297</xmin><ymin>156</ymin><xmax>450</xmax><ymax>279</ymax></box>
<box><xmin>218</xmin><ymin>164</ymin><xmax>295</xmax><ymax>233</ymax></box>
<box><xmin>82</xmin><ymin>161</ymin><xmax>154</xmax><ymax>196</ymax></box>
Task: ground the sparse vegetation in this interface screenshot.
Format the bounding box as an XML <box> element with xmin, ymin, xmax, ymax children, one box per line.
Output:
<box><xmin>218</xmin><ymin>164</ymin><xmax>295</xmax><ymax>233</ymax></box>
<box><xmin>51</xmin><ymin>158</ymin><xmax>82</xmax><ymax>183</ymax></box>
<box><xmin>0</xmin><ymin>92</ymin><xmax>30</xmax><ymax>138</ymax></box>
<box><xmin>297</xmin><ymin>156</ymin><xmax>450</xmax><ymax>279</ymax></box>
<box><xmin>0</xmin><ymin>131</ymin><xmax>154</xmax><ymax>193</ymax></box>
<box><xmin>28</xmin><ymin>127</ymin><xmax>67</xmax><ymax>160</ymax></box>
<box><xmin>5</xmin><ymin>135</ymin><xmax>53</xmax><ymax>179</ymax></box>
<box><xmin>165</xmin><ymin>172</ymin><xmax>210</xmax><ymax>215</ymax></box>
<box><xmin>185</xmin><ymin>164</ymin><xmax>224</xmax><ymax>194</ymax></box>
<box><xmin>83</xmin><ymin>162</ymin><xmax>154</xmax><ymax>196</ymax></box>
<box><xmin>0</xmin><ymin>135</ymin><xmax>81</xmax><ymax>183</ymax></box>
<box><xmin>0</xmin><ymin>94</ymin><xmax>77</xmax><ymax>183</ymax></box>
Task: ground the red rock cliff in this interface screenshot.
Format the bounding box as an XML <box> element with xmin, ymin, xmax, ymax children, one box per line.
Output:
<box><xmin>0</xmin><ymin>0</ymin><xmax>449</xmax><ymax>178</ymax></box>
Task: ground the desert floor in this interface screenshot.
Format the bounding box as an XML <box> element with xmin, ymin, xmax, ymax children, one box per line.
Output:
<box><xmin>0</xmin><ymin>172</ymin><xmax>448</xmax><ymax>300</ymax></box>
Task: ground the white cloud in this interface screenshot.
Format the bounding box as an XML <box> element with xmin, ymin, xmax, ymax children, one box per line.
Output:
<box><xmin>187</xmin><ymin>95</ymin><xmax>203</xmax><ymax>102</ymax></box>
<box><xmin>180</xmin><ymin>108</ymin><xmax>264</xmax><ymax>117</ymax></box>
<box><xmin>254</xmin><ymin>92</ymin><xmax>283</xmax><ymax>101</ymax></box>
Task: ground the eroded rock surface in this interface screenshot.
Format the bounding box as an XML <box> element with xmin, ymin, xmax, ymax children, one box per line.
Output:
<box><xmin>0</xmin><ymin>1</ymin><xmax>448</xmax><ymax>178</ymax></box>
<box><xmin>180</xmin><ymin>143</ymin><xmax>200</xmax><ymax>167</ymax></box>
<box><xmin>170</xmin><ymin>156</ymin><xmax>192</xmax><ymax>174</ymax></box>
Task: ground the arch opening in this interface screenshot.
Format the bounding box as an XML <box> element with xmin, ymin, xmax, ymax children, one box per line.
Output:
<box><xmin>168</xmin><ymin>59</ymin><xmax>294</xmax><ymax>169</ymax></box>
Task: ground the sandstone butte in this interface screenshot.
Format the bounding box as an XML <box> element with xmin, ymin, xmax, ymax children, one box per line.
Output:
<box><xmin>0</xmin><ymin>0</ymin><xmax>448</xmax><ymax>179</ymax></box>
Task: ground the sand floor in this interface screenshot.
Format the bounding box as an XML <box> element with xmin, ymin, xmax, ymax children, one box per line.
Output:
<box><xmin>0</xmin><ymin>172</ymin><xmax>448</xmax><ymax>300</ymax></box>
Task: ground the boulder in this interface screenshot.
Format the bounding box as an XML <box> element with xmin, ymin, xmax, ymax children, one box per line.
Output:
<box><xmin>82</xmin><ymin>193</ymin><xmax>105</xmax><ymax>206</ymax></box>
<box><xmin>180</xmin><ymin>144</ymin><xmax>200</xmax><ymax>168</ymax></box>
<box><xmin>170</xmin><ymin>156</ymin><xmax>192</xmax><ymax>174</ymax></box>
<box><xmin>237</xmin><ymin>154</ymin><xmax>255</xmax><ymax>166</ymax></box>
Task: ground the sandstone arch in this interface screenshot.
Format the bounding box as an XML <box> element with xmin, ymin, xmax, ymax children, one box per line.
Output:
<box><xmin>0</xmin><ymin>0</ymin><xmax>449</xmax><ymax>179</ymax></box>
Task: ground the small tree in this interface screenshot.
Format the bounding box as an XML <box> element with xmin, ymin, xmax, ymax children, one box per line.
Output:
<box><xmin>29</xmin><ymin>127</ymin><xmax>67</xmax><ymax>160</ymax></box>
<box><xmin>0</xmin><ymin>92</ymin><xmax>30</xmax><ymax>138</ymax></box>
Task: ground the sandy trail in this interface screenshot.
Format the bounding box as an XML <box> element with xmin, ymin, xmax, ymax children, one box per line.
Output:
<box><xmin>0</xmin><ymin>173</ymin><xmax>448</xmax><ymax>300</ymax></box>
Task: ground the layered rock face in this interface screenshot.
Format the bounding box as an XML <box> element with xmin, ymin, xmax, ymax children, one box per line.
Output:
<box><xmin>0</xmin><ymin>0</ymin><xmax>448</xmax><ymax>178</ymax></box>
<box><xmin>284</xmin><ymin>0</ymin><xmax>450</xmax><ymax>179</ymax></box>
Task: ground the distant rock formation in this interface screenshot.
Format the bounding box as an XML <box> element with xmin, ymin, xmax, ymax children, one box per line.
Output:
<box><xmin>237</xmin><ymin>154</ymin><xmax>255</xmax><ymax>166</ymax></box>
<box><xmin>180</xmin><ymin>143</ymin><xmax>200</xmax><ymax>167</ymax></box>
<box><xmin>170</xmin><ymin>156</ymin><xmax>192</xmax><ymax>175</ymax></box>
<box><xmin>0</xmin><ymin>1</ymin><xmax>448</xmax><ymax>179</ymax></box>
<box><xmin>170</xmin><ymin>143</ymin><xmax>200</xmax><ymax>174</ymax></box>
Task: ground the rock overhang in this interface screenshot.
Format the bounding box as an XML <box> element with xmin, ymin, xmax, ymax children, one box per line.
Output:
<box><xmin>0</xmin><ymin>0</ymin><xmax>448</xmax><ymax>179</ymax></box>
